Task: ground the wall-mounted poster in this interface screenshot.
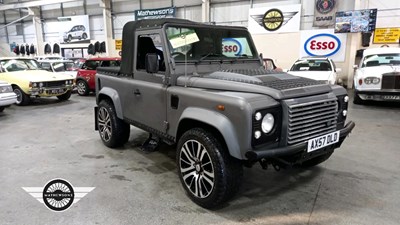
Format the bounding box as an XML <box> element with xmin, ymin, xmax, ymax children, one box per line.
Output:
<box><xmin>58</xmin><ymin>15</ymin><xmax>91</xmax><ymax>44</ymax></box>
<box><xmin>313</xmin><ymin>0</ymin><xmax>339</xmax><ymax>27</ymax></box>
<box><xmin>248</xmin><ymin>4</ymin><xmax>301</xmax><ymax>34</ymax></box>
<box><xmin>300</xmin><ymin>29</ymin><xmax>347</xmax><ymax>62</ymax></box>
<box><xmin>135</xmin><ymin>7</ymin><xmax>176</xmax><ymax>20</ymax></box>
<box><xmin>373</xmin><ymin>28</ymin><xmax>400</xmax><ymax>44</ymax></box>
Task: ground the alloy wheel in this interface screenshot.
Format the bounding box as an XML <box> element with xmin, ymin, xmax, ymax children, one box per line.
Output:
<box><xmin>179</xmin><ymin>140</ymin><xmax>215</xmax><ymax>198</ymax></box>
<box><xmin>14</xmin><ymin>89</ymin><xmax>22</xmax><ymax>104</ymax></box>
<box><xmin>77</xmin><ymin>81</ymin><xmax>86</xmax><ymax>95</ymax></box>
<box><xmin>98</xmin><ymin>107</ymin><xmax>112</xmax><ymax>142</ymax></box>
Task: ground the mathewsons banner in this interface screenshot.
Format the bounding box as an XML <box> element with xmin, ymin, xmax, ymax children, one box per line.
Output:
<box><xmin>300</xmin><ymin>29</ymin><xmax>347</xmax><ymax>62</ymax></box>
<box><xmin>248</xmin><ymin>4</ymin><xmax>301</xmax><ymax>34</ymax></box>
<box><xmin>135</xmin><ymin>7</ymin><xmax>176</xmax><ymax>20</ymax></box>
<box><xmin>313</xmin><ymin>0</ymin><xmax>339</xmax><ymax>27</ymax></box>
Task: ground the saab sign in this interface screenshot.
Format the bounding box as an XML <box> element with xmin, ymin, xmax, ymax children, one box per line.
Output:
<box><xmin>300</xmin><ymin>29</ymin><xmax>347</xmax><ymax>62</ymax></box>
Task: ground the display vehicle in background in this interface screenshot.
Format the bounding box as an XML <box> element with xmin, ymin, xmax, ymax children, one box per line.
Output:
<box><xmin>287</xmin><ymin>57</ymin><xmax>341</xmax><ymax>85</ymax></box>
<box><xmin>0</xmin><ymin>58</ymin><xmax>74</xmax><ymax>105</ymax></box>
<box><xmin>353</xmin><ymin>47</ymin><xmax>400</xmax><ymax>104</ymax></box>
<box><xmin>38</xmin><ymin>59</ymin><xmax>77</xmax><ymax>78</ymax></box>
<box><xmin>0</xmin><ymin>80</ymin><xmax>17</xmax><ymax>112</ymax></box>
<box><xmin>63</xmin><ymin>25</ymin><xmax>88</xmax><ymax>43</ymax></box>
<box><xmin>75</xmin><ymin>57</ymin><xmax>120</xmax><ymax>96</ymax></box>
<box><xmin>94</xmin><ymin>19</ymin><xmax>355</xmax><ymax>209</ymax></box>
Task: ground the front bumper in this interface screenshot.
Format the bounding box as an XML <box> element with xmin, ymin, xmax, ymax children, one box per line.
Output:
<box><xmin>356</xmin><ymin>90</ymin><xmax>400</xmax><ymax>102</ymax></box>
<box><xmin>0</xmin><ymin>93</ymin><xmax>17</xmax><ymax>107</ymax></box>
<box><xmin>245</xmin><ymin>121</ymin><xmax>355</xmax><ymax>161</ymax></box>
<box><xmin>29</xmin><ymin>86</ymin><xmax>72</xmax><ymax>97</ymax></box>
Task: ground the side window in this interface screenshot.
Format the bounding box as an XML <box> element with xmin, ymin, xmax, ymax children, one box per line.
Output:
<box><xmin>101</xmin><ymin>61</ymin><xmax>110</xmax><ymax>67</ymax></box>
<box><xmin>85</xmin><ymin>60</ymin><xmax>100</xmax><ymax>70</ymax></box>
<box><xmin>110</xmin><ymin>60</ymin><xmax>120</xmax><ymax>67</ymax></box>
<box><xmin>41</xmin><ymin>62</ymin><xmax>52</xmax><ymax>71</ymax></box>
<box><xmin>136</xmin><ymin>33</ymin><xmax>165</xmax><ymax>72</ymax></box>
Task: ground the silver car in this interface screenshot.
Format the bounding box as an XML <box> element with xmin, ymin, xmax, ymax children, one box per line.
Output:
<box><xmin>0</xmin><ymin>80</ymin><xmax>17</xmax><ymax>112</ymax></box>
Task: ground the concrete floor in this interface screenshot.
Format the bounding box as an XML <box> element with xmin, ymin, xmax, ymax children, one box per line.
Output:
<box><xmin>0</xmin><ymin>93</ymin><xmax>399</xmax><ymax>225</ymax></box>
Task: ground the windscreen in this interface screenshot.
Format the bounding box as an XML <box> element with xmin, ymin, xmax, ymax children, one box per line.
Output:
<box><xmin>290</xmin><ymin>59</ymin><xmax>332</xmax><ymax>72</ymax></box>
<box><xmin>165</xmin><ymin>26</ymin><xmax>258</xmax><ymax>62</ymax></box>
<box><xmin>0</xmin><ymin>59</ymin><xmax>40</xmax><ymax>72</ymax></box>
<box><xmin>52</xmin><ymin>62</ymin><xmax>75</xmax><ymax>72</ymax></box>
<box><xmin>362</xmin><ymin>54</ymin><xmax>400</xmax><ymax>67</ymax></box>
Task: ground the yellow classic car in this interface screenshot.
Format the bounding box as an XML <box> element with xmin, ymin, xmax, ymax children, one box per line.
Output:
<box><xmin>0</xmin><ymin>58</ymin><xmax>74</xmax><ymax>105</ymax></box>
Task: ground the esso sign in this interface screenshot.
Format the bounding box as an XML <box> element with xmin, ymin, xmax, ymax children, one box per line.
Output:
<box><xmin>222</xmin><ymin>38</ymin><xmax>242</xmax><ymax>57</ymax></box>
<box><xmin>304</xmin><ymin>33</ymin><xmax>341</xmax><ymax>57</ymax></box>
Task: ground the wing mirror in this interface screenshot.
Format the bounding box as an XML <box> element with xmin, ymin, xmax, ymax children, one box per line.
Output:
<box><xmin>145</xmin><ymin>53</ymin><xmax>159</xmax><ymax>74</ymax></box>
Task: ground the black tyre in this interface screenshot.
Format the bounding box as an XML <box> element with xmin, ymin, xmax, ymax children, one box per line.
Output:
<box><xmin>301</xmin><ymin>151</ymin><xmax>333</xmax><ymax>168</ymax></box>
<box><xmin>82</xmin><ymin>33</ymin><xmax>87</xmax><ymax>39</ymax></box>
<box><xmin>97</xmin><ymin>100</ymin><xmax>130</xmax><ymax>148</ymax></box>
<box><xmin>177</xmin><ymin>128</ymin><xmax>243</xmax><ymax>209</ymax></box>
<box><xmin>13</xmin><ymin>87</ymin><xmax>30</xmax><ymax>106</ymax></box>
<box><xmin>57</xmin><ymin>90</ymin><xmax>71</xmax><ymax>101</ymax></box>
<box><xmin>353</xmin><ymin>90</ymin><xmax>363</xmax><ymax>105</ymax></box>
<box><xmin>68</xmin><ymin>35</ymin><xmax>72</xmax><ymax>42</ymax></box>
<box><xmin>76</xmin><ymin>80</ymin><xmax>90</xmax><ymax>96</ymax></box>
<box><xmin>0</xmin><ymin>107</ymin><xmax>4</xmax><ymax>112</ymax></box>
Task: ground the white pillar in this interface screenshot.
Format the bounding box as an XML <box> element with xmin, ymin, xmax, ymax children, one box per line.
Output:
<box><xmin>29</xmin><ymin>7</ymin><xmax>44</xmax><ymax>55</ymax></box>
<box><xmin>202</xmin><ymin>0</ymin><xmax>210</xmax><ymax>23</ymax></box>
<box><xmin>100</xmin><ymin>0</ymin><xmax>114</xmax><ymax>56</ymax></box>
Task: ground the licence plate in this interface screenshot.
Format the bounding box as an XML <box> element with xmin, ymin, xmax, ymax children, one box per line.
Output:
<box><xmin>383</xmin><ymin>95</ymin><xmax>400</xmax><ymax>100</ymax></box>
<box><xmin>307</xmin><ymin>131</ymin><xmax>340</xmax><ymax>153</ymax></box>
<box><xmin>50</xmin><ymin>89</ymin><xmax>63</xmax><ymax>94</ymax></box>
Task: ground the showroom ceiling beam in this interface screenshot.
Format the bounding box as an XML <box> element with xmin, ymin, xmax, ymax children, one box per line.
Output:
<box><xmin>0</xmin><ymin>0</ymin><xmax>77</xmax><ymax>11</ymax></box>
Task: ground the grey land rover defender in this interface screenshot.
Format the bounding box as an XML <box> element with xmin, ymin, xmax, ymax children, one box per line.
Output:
<box><xmin>94</xmin><ymin>18</ymin><xmax>355</xmax><ymax>209</ymax></box>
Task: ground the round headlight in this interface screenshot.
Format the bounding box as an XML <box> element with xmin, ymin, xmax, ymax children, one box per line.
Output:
<box><xmin>372</xmin><ymin>78</ymin><xmax>380</xmax><ymax>84</ymax></box>
<box><xmin>254</xmin><ymin>131</ymin><xmax>261</xmax><ymax>139</ymax></box>
<box><xmin>342</xmin><ymin>110</ymin><xmax>348</xmax><ymax>117</ymax></box>
<box><xmin>32</xmin><ymin>83</ymin><xmax>38</xmax><ymax>87</ymax></box>
<box><xmin>39</xmin><ymin>82</ymin><xmax>44</xmax><ymax>88</ymax></box>
<box><xmin>344</xmin><ymin>96</ymin><xmax>349</xmax><ymax>103</ymax></box>
<box><xmin>255</xmin><ymin>112</ymin><xmax>262</xmax><ymax>121</ymax></box>
<box><xmin>261</xmin><ymin>113</ymin><xmax>275</xmax><ymax>134</ymax></box>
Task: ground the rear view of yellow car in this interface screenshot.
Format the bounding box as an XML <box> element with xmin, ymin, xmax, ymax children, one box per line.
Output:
<box><xmin>0</xmin><ymin>58</ymin><xmax>74</xmax><ymax>105</ymax></box>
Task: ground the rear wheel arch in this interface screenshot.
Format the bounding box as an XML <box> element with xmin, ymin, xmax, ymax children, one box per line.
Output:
<box><xmin>97</xmin><ymin>89</ymin><xmax>123</xmax><ymax>119</ymax></box>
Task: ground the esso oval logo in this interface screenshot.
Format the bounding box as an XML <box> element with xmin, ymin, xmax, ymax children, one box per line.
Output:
<box><xmin>222</xmin><ymin>38</ymin><xmax>242</xmax><ymax>57</ymax></box>
<box><xmin>304</xmin><ymin>34</ymin><xmax>341</xmax><ymax>57</ymax></box>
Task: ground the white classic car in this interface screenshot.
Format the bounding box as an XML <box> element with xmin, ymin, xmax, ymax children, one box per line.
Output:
<box><xmin>0</xmin><ymin>80</ymin><xmax>17</xmax><ymax>112</ymax></box>
<box><xmin>353</xmin><ymin>47</ymin><xmax>400</xmax><ymax>104</ymax></box>
<box><xmin>287</xmin><ymin>57</ymin><xmax>341</xmax><ymax>85</ymax></box>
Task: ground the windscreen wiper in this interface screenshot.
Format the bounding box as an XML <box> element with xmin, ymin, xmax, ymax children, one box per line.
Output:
<box><xmin>196</xmin><ymin>52</ymin><xmax>223</xmax><ymax>64</ymax></box>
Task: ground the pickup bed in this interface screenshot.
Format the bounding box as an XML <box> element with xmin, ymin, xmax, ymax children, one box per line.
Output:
<box><xmin>94</xmin><ymin>18</ymin><xmax>355</xmax><ymax>208</ymax></box>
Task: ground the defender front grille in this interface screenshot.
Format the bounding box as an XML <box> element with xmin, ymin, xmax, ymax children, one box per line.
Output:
<box><xmin>287</xmin><ymin>99</ymin><xmax>338</xmax><ymax>145</ymax></box>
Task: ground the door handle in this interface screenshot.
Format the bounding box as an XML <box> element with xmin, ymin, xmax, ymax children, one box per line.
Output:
<box><xmin>134</xmin><ymin>89</ymin><xmax>141</xmax><ymax>96</ymax></box>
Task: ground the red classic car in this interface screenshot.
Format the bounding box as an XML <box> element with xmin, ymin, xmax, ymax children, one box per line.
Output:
<box><xmin>75</xmin><ymin>57</ymin><xmax>121</xmax><ymax>96</ymax></box>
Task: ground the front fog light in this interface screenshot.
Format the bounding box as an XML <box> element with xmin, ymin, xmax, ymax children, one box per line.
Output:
<box><xmin>344</xmin><ymin>96</ymin><xmax>349</xmax><ymax>102</ymax></box>
<box><xmin>255</xmin><ymin>112</ymin><xmax>262</xmax><ymax>121</ymax></box>
<box><xmin>261</xmin><ymin>113</ymin><xmax>275</xmax><ymax>133</ymax></box>
<box><xmin>254</xmin><ymin>131</ymin><xmax>261</xmax><ymax>139</ymax></box>
<box><xmin>342</xmin><ymin>110</ymin><xmax>347</xmax><ymax>117</ymax></box>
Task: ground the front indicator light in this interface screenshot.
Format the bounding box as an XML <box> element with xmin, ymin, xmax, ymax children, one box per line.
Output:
<box><xmin>358</xmin><ymin>79</ymin><xmax>363</xmax><ymax>85</ymax></box>
<box><xmin>255</xmin><ymin>112</ymin><xmax>262</xmax><ymax>121</ymax></box>
<box><xmin>261</xmin><ymin>113</ymin><xmax>275</xmax><ymax>134</ymax></box>
<box><xmin>342</xmin><ymin>110</ymin><xmax>348</xmax><ymax>117</ymax></box>
<box><xmin>254</xmin><ymin>131</ymin><xmax>261</xmax><ymax>139</ymax></box>
<box><xmin>344</xmin><ymin>96</ymin><xmax>349</xmax><ymax>102</ymax></box>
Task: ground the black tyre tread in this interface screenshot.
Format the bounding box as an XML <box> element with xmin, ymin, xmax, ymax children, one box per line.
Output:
<box><xmin>57</xmin><ymin>90</ymin><xmax>71</xmax><ymax>101</ymax></box>
<box><xmin>77</xmin><ymin>80</ymin><xmax>90</xmax><ymax>96</ymax></box>
<box><xmin>353</xmin><ymin>90</ymin><xmax>363</xmax><ymax>105</ymax></box>
<box><xmin>14</xmin><ymin>87</ymin><xmax>30</xmax><ymax>106</ymax></box>
<box><xmin>98</xmin><ymin>99</ymin><xmax>130</xmax><ymax>148</ymax></box>
<box><xmin>301</xmin><ymin>151</ymin><xmax>333</xmax><ymax>168</ymax></box>
<box><xmin>177</xmin><ymin>128</ymin><xmax>243</xmax><ymax>209</ymax></box>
